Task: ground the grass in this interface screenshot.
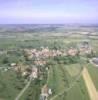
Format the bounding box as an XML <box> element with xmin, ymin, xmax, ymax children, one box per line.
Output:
<box><xmin>0</xmin><ymin>35</ymin><xmax>84</xmax><ymax>50</ymax></box>
<box><xmin>0</xmin><ymin>70</ymin><xmax>25</xmax><ymax>100</ymax></box>
<box><xmin>65</xmin><ymin>64</ymin><xmax>82</xmax><ymax>77</ymax></box>
<box><xmin>20</xmin><ymin>80</ymin><xmax>41</xmax><ymax>100</ymax></box>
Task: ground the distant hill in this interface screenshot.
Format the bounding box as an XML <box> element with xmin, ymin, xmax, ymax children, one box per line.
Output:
<box><xmin>0</xmin><ymin>24</ymin><xmax>98</xmax><ymax>37</ymax></box>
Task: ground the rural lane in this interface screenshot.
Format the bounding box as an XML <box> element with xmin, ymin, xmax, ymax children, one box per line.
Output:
<box><xmin>15</xmin><ymin>77</ymin><xmax>33</xmax><ymax>100</ymax></box>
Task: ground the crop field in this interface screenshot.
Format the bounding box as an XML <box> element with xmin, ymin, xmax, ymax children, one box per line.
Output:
<box><xmin>65</xmin><ymin>76</ymin><xmax>90</xmax><ymax>100</ymax></box>
<box><xmin>47</xmin><ymin>64</ymin><xmax>70</xmax><ymax>95</ymax></box>
<box><xmin>87</xmin><ymin>63</ymin><xmax>98</xmax><ymax>90</ymax></box>
<box><xmin>47</xmin><ymin>62</ymin><xmax>90</xmax><ymax>100</ymax></box>
<box><xmin>65</xmin><ymin>64</ymin><xmax>82</xmax><ymax>77</ymax></box>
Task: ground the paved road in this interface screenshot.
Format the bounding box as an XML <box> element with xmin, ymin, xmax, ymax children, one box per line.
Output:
<box><xmin>82</xmin><ymin>67</ymin><xmax>98</xmax><ymax>100</ymax></box>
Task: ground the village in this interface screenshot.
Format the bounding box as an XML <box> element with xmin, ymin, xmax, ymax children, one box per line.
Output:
<box><xmin>3</xmin><ymin>40</ymin><xmax>93</xmax><ymax>100</ymax></box>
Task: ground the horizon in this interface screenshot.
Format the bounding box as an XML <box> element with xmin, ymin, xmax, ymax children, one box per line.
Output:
<box><xmin>0</xmin><ymin>0</ymin><xmax>98</xmax><ymax>24</ymax></box>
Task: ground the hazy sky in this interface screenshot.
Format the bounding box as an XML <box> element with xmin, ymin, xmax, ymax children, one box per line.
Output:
<box><xmin>0</xmin><ymin>0</ymin><xmax>98</xmax><ymax>24</ymax></box>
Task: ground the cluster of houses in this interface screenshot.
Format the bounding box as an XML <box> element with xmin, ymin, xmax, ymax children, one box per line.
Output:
<box><xmin>68</xmin><ymin>41</ymin><xmax>93</xmax><ymax>56</ymax></box>
<box><xmin>24</xmin><ymin>47</ymin><xmax>66</xmax><ymax>59</ymax></box>
<box><xmin>24</xmin><ymin>41</ymin><xmax>93</xmax><ymax>60</ymax></box>
<box><xmin>78</xmin><ymin>41</ymin><xmax>93</xmax><ymax>55</ymax></box>
<box><xmin>10</xmin><ymin>63</ymin><xmax>38</xmax><ymax>79</ymax></box>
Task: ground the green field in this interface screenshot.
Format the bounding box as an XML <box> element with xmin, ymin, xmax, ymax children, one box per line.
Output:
<box><xmin>20</xmin><ymin>80</ymin><xmax>41</xmax><ymax>100</ymax></box>
<box><xmin>63</xmin><ymin>76</ymin><xmax>90</xmax><ymax>100</ymax></box>
<box><xmin>51</xmin><ymin>77</ymin><xmax>90</xmax><ymax>100</ymax></box>
<box><xmin>65</xmin><ymin>64</ymin><xmax>82</xmax><ymax>77</ymax></box>
<box><xmin>0</xmin><ymin>70</ymin><xmax>25</xmax><ymax>100</ymax></box>
<box><xmin>47</xmin><ymin>63</ymin><xmax>90</xmax><ymax>100</ymax></box>
<box><xmin>47</xmin><ymin>64</ymin><xmax>70</xmax><ymax>95</ymax></box>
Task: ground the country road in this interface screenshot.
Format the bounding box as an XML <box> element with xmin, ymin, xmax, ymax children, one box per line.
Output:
<box><xmin>82</xmin><ymin>67</ymin><xmax>98</xmax><ymax>100</ymax></box>
<box><xmin>15</xmin><ymin>77</ymin><xmax>33</xmax><ymax>100</ymax></box>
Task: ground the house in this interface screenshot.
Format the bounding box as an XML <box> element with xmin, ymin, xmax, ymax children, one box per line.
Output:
<box><xmin>22</xmin><ymin>67</ymin><xmax>32</xmax><ymax>77</ymax></box>
<box><xmin>30</xmin><ymin>67</ymin><xmax>38</xmax><ymax>79</ymax></box>
<box><xmin>90</xmin><ymin>57</ymin><xmax>98</xmax><ymax>67</ymax></box>
<box><xmin>34</xmin><ymin>60</ymin><xmax>46</xmax><ymax>66</ymax></box>
<box><xmin>48</xmin><ymin>88</ymin><xmax>52</xmax><ymax>95</ymax></box>
<box><xmin>67</xmin><ymin>48</ymin><xmax>78</xmax><ymax>56</ymax></box>
<box><xmin>10</xmin><ymin>63</ymin><xmax>17</xmax><ymax>67</ymax></box>
<box><xmin>41</xmin><ymin>84</ymin><xmax>49</xmax><ymax>100</ymax></box>
<box><xmin>22</xmin><ymin>71</ymin><xmax>28</xmax><ymax>76</ymax></box>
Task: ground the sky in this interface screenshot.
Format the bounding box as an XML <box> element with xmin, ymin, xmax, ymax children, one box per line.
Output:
<box><xmin>0</xmin><ymin>0</ymin><xmax>98</xmax><ymax>24</ymax></box>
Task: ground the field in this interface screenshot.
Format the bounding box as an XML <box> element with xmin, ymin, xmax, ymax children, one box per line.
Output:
<box><xmin>0</xmin><ymin>70</ymin><xmax>25</xmax><ymax>100</ymax></box>
<box><xmin>87</xmin><ymin>63</ymin><xmax>98</xmax><ymax>90</ymax></box>
<box><xmin>47</xmin><ymin>63</ymin><xmax>90</xmax><ymax>100</ymax></box>
<box><xmin>65</xmin><ymin>76</ymin><xmax>90</xmax><ymax>100</ymax></box>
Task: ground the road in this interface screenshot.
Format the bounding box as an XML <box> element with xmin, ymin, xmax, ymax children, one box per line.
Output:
<box><xmin>82</xmin><ymin>67</ymin><xmax>98</xmax><ymax>100</ymax></box>
<box><xmin>15</xmin><ymin>77</ymin><xmax>33</xmax><ymax>100</ymax></box>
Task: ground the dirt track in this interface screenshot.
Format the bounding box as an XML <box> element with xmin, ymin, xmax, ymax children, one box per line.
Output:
<box><xmin>82</xmin><ymin>67</ymin><xmax>98</xmax><ymax>100</ymax></box>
